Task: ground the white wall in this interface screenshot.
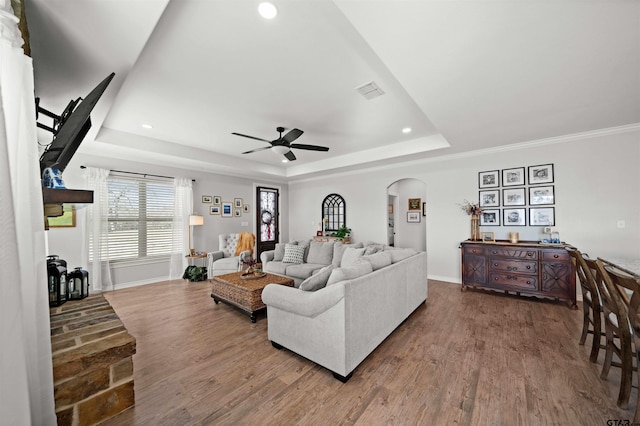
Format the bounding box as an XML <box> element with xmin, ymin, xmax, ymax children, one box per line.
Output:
<box><xmin>46</xmin><ymin>153</ymin><xmax>287</xmax><ymax>288</ymax></box>
<box><xmin>288</xmin><ymin>130</ymin><xmax>640</xmax><ymax>283</ymax></box>
<box><xmin>387</xmin><ymin>179</ymin><xmax>427</xmax><ymax>251</ymax></box>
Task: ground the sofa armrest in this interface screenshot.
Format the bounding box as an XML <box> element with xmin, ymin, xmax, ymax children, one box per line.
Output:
<box><xmin>262</xmin><ymin>283</ymin><xmax>345</xmax><ymax>318</ymax></box>
<box><xmin>260</xmin><ymin>250</ymin><xmax>275</xmax><ymax>265</ymax></box>
<box><xmin>208</xmin><ymin>251</ymin><xmax>224</xmax><ymax>262</ymax></box>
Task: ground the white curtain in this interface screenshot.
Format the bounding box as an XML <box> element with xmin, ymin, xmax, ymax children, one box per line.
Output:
<box><xmin>169</xmin><ymin>178</ymin><xmax>193</xmax><ymax>279</ymax></box>
<box><xmin>82</xmin><ymin>167</ymin><xmax>113</xmax><ymax>292</ymax></box>
<box><xmin>0</xmin><ymin>4</ymin><xmax>56</xmax><ymax>424</ymax></box>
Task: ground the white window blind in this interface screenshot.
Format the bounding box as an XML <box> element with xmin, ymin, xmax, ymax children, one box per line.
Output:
<box><xmin>92</xmin><ymin>174</ymin><xmax>179</xmax><ymax>264</ymax></box>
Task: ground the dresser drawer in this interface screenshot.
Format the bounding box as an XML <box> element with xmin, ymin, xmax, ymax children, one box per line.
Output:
<box><xmin>463</xmin><ymin>246</ymin><xmax>485</xmax><ymax>256</ymax></box>
<box><xmin>541</xmin><ymin>250</ymin><xmax>570</xmax><ymax>262</ymax></box>
<box><xmin>489</xmin><ymin>259</ymin><xmax>538</xmax><ymax>275</ymax></box>
<box><xmin>486</xmin><ymin>247</ymin><xmax>538</xmax><ymax>260</ymax></box>
<box><xmin>489</xmin><ymin>273</ymin><xmax>538</xmax><ymax>291</ymax></box>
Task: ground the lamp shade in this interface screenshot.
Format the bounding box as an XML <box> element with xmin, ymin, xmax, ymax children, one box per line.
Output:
<box><xmin>189</xmin><ymin>214</ymin><xmax>204</xmax><ymax>226</ymax></box>
<box><xmin>271</xmin><ymin>145</ymin><xmax>289</xmax><ymax>155</ymax></box>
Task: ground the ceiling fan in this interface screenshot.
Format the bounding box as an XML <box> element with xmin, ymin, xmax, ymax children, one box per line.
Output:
<box><xmin>232</xmin><ymin>126</ymin><xmax>329</xmax><ymax>161</ymax></box>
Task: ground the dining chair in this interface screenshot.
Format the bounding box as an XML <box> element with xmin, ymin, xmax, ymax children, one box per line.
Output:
<box><xmin>584</xmin><ymin>257</ymin><xmax>633</xmax><ymax>408</ymax></box>
<box><xmin>567</xmin><ymin>247</ymin><xmax>603</xmax><ymax>362</ymax></box>
<box><xmin>603</xmin><ymin>262</ymin><xmax>640</xmax><ymax>422</ymax></box>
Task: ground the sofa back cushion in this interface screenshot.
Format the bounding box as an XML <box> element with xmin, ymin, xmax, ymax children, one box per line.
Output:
<box><xmin>282</xmin><ymin>244</ymin><xmax>305</xmax><ymax>264</ymax></box>
<box><xmin>341</xmin><ymin>247</ymin><xmax>365</xmax><ymax>267</ymax></box>
<box><xmin>388</xmin><ymin>248</ymin><xmax>418</xmax><ymax>263</ymax></box>
<box><xmin>299</xmin><ymin>265</ymin><xmax>335</xmax><ymax>291</ymax></box>
<box><xmin>332</xmin><ymin>242</ymin><xmax>364</xmax><ymax>266</ymax></box>
<box><xmin>326</xmin><ymin>261</ymin><xmax>373</xmax><ymax>286</ymax></box>
<box><xmin>306</xmin><ymin>241</ymin><xmax>334</xmax><ymax>265</ymax></box>
<box><xmin>360</xmin><ymin>250</ymin><xmax>393</xmax><ymax>271</ymax></box>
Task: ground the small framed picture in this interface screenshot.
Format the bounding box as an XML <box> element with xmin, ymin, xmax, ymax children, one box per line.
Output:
<box><xmin>502</xmin><ymin>167</ymin><xmax>525</xmax><ymax>187</ymax></box>
<box><xmin>422</xmin><ymin>202</ymin><xmax>427</xmax><ymax>217</ymax></box>
<box><xmin>202</xmin><ymin>195</ymin><xmax>212</xmax><ymax>203</ymax></box>
<box><xmin>529</xmin><ymin>207</ymin><xmax>555</xmax><ymax>226</ymax></box>
<box><xmin>479</xmin><ymin>170</ymin><xmax>499</xmax><ymax>188</ymax></box>
<box><xmin>210</xmin><ymin>205</ymin><xmax>220</xmax><ymax>215</ymax></box>
<box><xmin>213</xmin><ymin>196</ymin><xmax>221</xmax><ymax>205</ymax></box>
<box><xmin>502</xmin><ymin>187</ymin><xmax>526</xmax><ymax>206</ymax></box>
<box><xmin>503</xmin><ymin>208</ymin><xmax>526</xmax><ymax>226</ymax></box>
<box><xmin>481</xmin><ymin>232</ymin><xmax>496</xmax><ymax>243</ymax></box>
<box><xmin>234</xmin><ymin>198</ymin><xmax>243</xmax><ymax>208</ymax></box>
<box><xmin>479</xmin><ymin>190</ymin><xmax>500</xmax><ymax>207</ymax></box>
<box><xmin>528</xmin><ymin>164</ymin><xmax>554</xmax><ymax>185</ymax></box>
<box><xmin>408</xmin><ymin>198</ymin><xmax>421</xmax><ymax>210</ymax></box>
<box><xmin>221</xmin><ymin>202</ymin><xmax>233</xmax><ymax>217</ymax></box>
<box><xmin>529</xmin><ymin>185</ymin><xmax>555</xmax><ymax>205</ymax></box>
<box><xmin>316</xmin><ymin>230</ymin><xmax>323</xmax><ymax>236</ymax></box>
<box><xmin>407</xmin><ymin>211</ymin><xmax>421</xmax><ymax>223</ymax></box>
<box><xmin>243</xmin><ymin>204</ymin><xmax>250</xmax><ymax>213</ymax></box>
<box><xmin>480</xmin><ymin>209</ymin><xmax>500</xmax><ymax>226</ymax></box>
<box><xmin>234</xmin><ymin>208</ymin><xmax>242</xmax><ymax>217</ymax></box>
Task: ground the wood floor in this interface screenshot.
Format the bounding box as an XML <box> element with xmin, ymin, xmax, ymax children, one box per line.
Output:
<box><xmin>100</xmin><ymin>279</ymin><xmax>633</xmax><ymax>425</ymax></box>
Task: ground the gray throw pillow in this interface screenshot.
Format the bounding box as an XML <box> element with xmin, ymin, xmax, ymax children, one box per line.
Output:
<box><xmin>389</xmin><ymin>248</ymin><xmax>417</xmax><ymax>263</ymax></box>
<box><xmin>326</xmin><ymin>262</ymin><xmax>373</xmax><ymax>286</ymax></box>
<box><xmin>306</xmin><ymin>241</ymin><xmax>334</xmax><ymax>265</ymax></box>
<box><xmin>332</xmin><ymin>242</ymin><xmax>364</xmax><ymax>266</ymax></box>
<box><xmin>362</xmin><ymin>251</ymin><xmax>393</xmax><ymax>270</ymax></box>
<box><xmin>341</xmin><ymin>247</ymin><xmax>365</xmax><ymax>267</ymax></box>
<box><xmin>299</xmin><ymin>265</ymin><xmax>335</xmax><ymax>291</ymax></box>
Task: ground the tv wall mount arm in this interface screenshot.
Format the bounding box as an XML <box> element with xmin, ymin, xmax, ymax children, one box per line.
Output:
<box><xmin>35</xmin><ymin>97</ymin><xmax>81</xmax><ymax>136</ymax></box>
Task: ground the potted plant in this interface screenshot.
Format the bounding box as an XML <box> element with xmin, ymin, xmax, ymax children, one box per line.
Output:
<box><xmin>334</xmin><ymin>225</ymin><xmax>352</xmax><ymax>243</ymax></box>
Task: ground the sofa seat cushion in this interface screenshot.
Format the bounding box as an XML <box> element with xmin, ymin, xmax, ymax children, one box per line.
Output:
<box><xmin>264</xmin><ymin>261</ymin><xmax>288</xmax><ymax>275</ymax></box>
<box><xmin>285</xmin><ymin>263</ymin><xmax>326</xmax><ymax>280</ymax></box>
<box><xmin>306</xmin><ymin>241</ymin><xmax>335</xmax><ymax>265</ymax></box>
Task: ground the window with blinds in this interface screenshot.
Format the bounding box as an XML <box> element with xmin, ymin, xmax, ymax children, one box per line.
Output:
<box><xmin>93</xmin><ymin>174</ymin><xmax>178</xmax><ymax>263</ymax></box>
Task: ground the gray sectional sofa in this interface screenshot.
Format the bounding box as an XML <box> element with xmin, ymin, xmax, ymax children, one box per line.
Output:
<box><xmin>261</xmin><ymin>240</ymin><xmax>428</xmax><ymax>382</ymax></box>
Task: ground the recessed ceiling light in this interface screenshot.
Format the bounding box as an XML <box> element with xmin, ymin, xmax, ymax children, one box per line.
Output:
<box><xmin>141</xmin><ymin>124</ymin><xmax>153</xmax><ymax>129</ymax></box>
<box><xmin>282</xmin><ymin>159</ymin><xmax>288</xmax><ymax>163</ymax></box>
<box><xmin>258</xmin><ymin>2</ymin><xmax>278</xmax><ymax>19</ymax></box>
<box><xmin>402</xmin><ymin>127</ymin><xmax>412</xmax><ymax>134</ymax></box>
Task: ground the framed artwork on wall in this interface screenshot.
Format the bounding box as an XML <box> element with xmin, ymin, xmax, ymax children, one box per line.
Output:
<box><xmin>234</xmin><ymin>198</ymin><xmax>243</xmax><ymax>208</ymax></box>
<box><xmin>202</xmin><ymin>195</ymin><xmax>212</xmax><ymax>203</ymax></box>
<box><xmin>479</xmin><ymin>190</ymin><xmax>500</xmax><ymax>207</ymax></box>
<box><xmin>529</xmin><ymin>186</ymin><xmax>555</xmax><ymax>205</ymax></box>
<box><xmin>221</xmin><ymin>202</ymin><xmax>233</xmax><ymax>217</ymax></box>
<box><xmin>480</xmin><ymin>209</ymin><xmax>500</xmax><ymax>226</ymax></box>
<box><xmin>528</xmin><ymin>164</ymin><xmax>554</xmax><ymax>185</ymax></box>
<box><xmin>210</xmin><ymin>205</ymin><xmax>220</xmax><ymax>215</ymax></box>
<box><xmin>213</xmin><ymin>196</ymin><xmax>221</xmax><ymax>205</ymax></box>
<box><xmin>503</xmin><ymin>208</ymin><xmax>526</xmax><ymax>226</ymax></box>
<box><xmin>502</xmin><ymin>167</ymin><xmax>525</xmax><ymax>187</ymax></box>
<box><xmin>529</xmin><ymin>207</ymin><xmax>555</xmax><ymax>226</ymax></box>
<box><xmin>479</xmin><ymin>170</ymin><xmax>499</xmax><ymax>188</ymax></box>
<box><xmin>48</xmin><ymin>209</ymin><xmax>76</xmax><ymax>228</ymax></box>
<box><xmin>407</xmin><ymin>211</ymin><xmax>421</xmax><ymax>223</ymax></box>
<box><xmin>243</xmin><ymin>204</ymin><xmax>250</xmax><ymax>213</ymax></box>
<box><xmin>234</xmin><ymin>209</ymin><xmax>242</xmax><ymax>217</ymax></box>
<box><xmin>502</xmin><ymin>187</ymin><xmax>526</xmax><ymax>206</ymax></box>
<box><xmin>408</xmin><ymin>198</ymin><xmax>421</xmax><ymax>210</ymax></box>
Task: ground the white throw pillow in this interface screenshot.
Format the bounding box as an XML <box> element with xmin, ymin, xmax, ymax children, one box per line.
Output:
<box><xmin>299</xmin><ymin>265</ymin><xmax>335</xmax><ymax>291</ymax></box>
<box><xmin>282</xmin><ymin>244</ymin><xmax>305</xmax><ymax>264</ymax></box>
<box><xmin>341</xmin><ymin>247</ymin><xmax>365</xmax><ymax>267</ymax></box>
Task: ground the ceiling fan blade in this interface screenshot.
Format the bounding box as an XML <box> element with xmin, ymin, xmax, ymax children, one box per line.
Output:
<box><xmin>282</xmin><ymin>128</ymin><xmax>304</xmax><ymax>144</ymax></box>
<box><xmin>290</xmin><ymin>143</ymin><xmax>329</xmax><ymax>152</ymax></box>
<box><xmin>231</xmin><ymin>132</ymin><xmax>272</xmax><ymax>143</ymax></box>
<box><xmin>242</xmin><ymin>146</ymin><xmax>273</xmax><ymax>154</ymax></box>
<box><xmin>284</xmin><ymin>150</ymin><xmax>297</xmax><ymax>161</ymax></box>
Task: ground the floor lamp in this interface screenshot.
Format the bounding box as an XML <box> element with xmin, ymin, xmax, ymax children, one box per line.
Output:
<box><xmin>188</xmin><ymin>213</ymin><xmax>204</xmax><ymax>256</ymax></box>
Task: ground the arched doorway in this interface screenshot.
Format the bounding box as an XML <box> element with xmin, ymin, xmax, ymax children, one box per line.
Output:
<box><xmin>387</xmin><ymin>178</ymin><xmax>426</xmax><ymax>251</ymax></box>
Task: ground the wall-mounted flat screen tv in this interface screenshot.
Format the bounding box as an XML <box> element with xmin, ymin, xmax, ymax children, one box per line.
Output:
<box><xmin>39</xmin><ymin>72</ymin><xmax>115</xmax><ymax>174</ymax></box>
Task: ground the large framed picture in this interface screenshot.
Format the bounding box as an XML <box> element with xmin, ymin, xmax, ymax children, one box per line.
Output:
<box><xmin>479</xmin><ymin>190</ymin><xmax>500</xmax><ymax>207</ymax></box>
<box><xmin>528</xmin><ymin>164</ymin><xmax>554</xmax><ymax>185</ymax></box>
<box><xmin>502</xmin><ymin>187</ymin><xmax>525</xmax><ymax>206</ymax></box>
<box><xmin>480</xmin><ymin>209</ymin><xmax>500</xmax><ymax>226</ymax></box>
<box><xmin>502</xmin><ymin>167</ymin><xmax>525</xmax><ymax>187</ymax></box>
<box><xmin>529</xmin><ymin>185</ymin><xmax>555</xmax><ymax>205</ymax></box>
<box><xmin>529</xmin><ymin>207</ymin><xmax>555</xmax><ymax>226</ymax></box>
<box><xmin>503</xmin><ymin>208</ymin><xmax>526</xmax><ymax>226</ymax></box>
<box><xmin>221</xmin><ymin>202</ymin><xmax>233</xmax><ymax>217</ymax></box>
<box><xmin>478</xmin><ymin>170</ymin><xmax>499</xmax><ymax>188</ymax></box>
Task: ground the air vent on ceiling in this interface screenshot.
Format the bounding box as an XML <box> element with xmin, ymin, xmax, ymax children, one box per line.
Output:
<box><xmin>355</xmin><ymin>81</ymin><xmax>385</xmax><ymax>100</ymax></box>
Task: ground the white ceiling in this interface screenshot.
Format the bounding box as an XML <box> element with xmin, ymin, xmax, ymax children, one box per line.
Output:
<box><xmin>26</xmin><ymin>0</ymin><xmax>640</xmax><ymax>182</ymax></box>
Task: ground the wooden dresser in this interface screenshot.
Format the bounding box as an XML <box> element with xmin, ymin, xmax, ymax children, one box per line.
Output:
<box><xmin>460</xmin><ymin>240</ymin><xmax>576</xmax><ymax>308</ymax></box>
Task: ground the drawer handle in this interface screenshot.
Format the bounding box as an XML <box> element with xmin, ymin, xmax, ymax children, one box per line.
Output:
<box><xmin>527</xmin><ymin>252</ymin><xmax>534</xmax><ymax>256</ymax></box>
<box><xmin>507</xmin><ymin>275</ymin><xmax>518</xmax><ymax>281</ymax></box>
<box><xmin>553</xmin><ymin>254</ymin><xmax>559</xmax><ymax>258</ymax></box>
<box><xmin>526</xmin><ymin>281</ymin><xmax>531</xmax><ymax>284</ymax></box>
<box><xmin>526</xmin><ymin>265</ymin><xmax>531</xmax><ymax>270</ymax></box>
<box><xmin>491</xmin><ymin>250</ymin><xmax>498</xmax><ymax>254</ymax></box>
<box><xmin>494</xmin><ymin>263</ymin><xmax>499</xmax><ymax>267</ymax></box>
<box><xmin>507</xmin><ymin>266</ymin><xmax>517</xmax><ymax>271</ymax></box>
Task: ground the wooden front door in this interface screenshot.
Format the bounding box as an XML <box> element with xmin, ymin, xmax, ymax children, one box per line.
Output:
<box><xmin>256</xmin><ymin>186</ymin><xmax>279</xmax><ymax>260</ymax></box>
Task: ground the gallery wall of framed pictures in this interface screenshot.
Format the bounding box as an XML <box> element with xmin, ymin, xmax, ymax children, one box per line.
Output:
<box><xmin>478</xmin><ymin>164</ymin><xmax>555</xmax><ymax>227</ymax></box>
<box><xmin>201</xmin><ymin>195</ymin><xmax>250</xmax><ymax>218</ymax></box>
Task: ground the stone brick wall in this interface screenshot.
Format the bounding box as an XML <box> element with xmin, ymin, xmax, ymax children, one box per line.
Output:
<box><xmin>50</xmin><ymin>294</ymin><xmax>136</xmax><ymax>426</ymax></box>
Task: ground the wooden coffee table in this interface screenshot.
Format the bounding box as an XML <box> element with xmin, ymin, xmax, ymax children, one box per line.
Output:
<box><xmin>210</xmin><ymin>271</ymin><xmax>294</xmax><ymax>322</ymax></box>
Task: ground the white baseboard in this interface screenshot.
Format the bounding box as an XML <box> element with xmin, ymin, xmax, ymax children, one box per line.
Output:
<box><xmin>112</xmin><ymin>277</ymin><xmax>171</xmax><ymax>291</ymax></box>
<box><xmin>427</xmin><ymin>274</ymin><xmax>461</xmax><ymax>284</ymax></box>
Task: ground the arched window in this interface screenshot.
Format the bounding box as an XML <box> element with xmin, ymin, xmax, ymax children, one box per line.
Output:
<box><xmin>322</xmin><ymin>193</ymin><xmax>345</xmax><ymax>232</ymax></box>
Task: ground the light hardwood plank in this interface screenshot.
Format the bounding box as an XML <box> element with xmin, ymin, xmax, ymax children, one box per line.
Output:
<box><xmin>100</xmin><ymin>279</ymin><xmax>632</xmax><ymax>425</ymax></box>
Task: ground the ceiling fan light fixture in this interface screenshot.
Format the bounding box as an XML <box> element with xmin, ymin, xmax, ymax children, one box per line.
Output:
<box><xmin>272</xmin><ymin>145</ymin><xmax>289</xmax><ymax>155</ymax></box>
<box><xmin>258</xmin><ymin>2</ymin><xmax>278</xmax><ymax>19</ymax></box>
<box><xmin>402</xmin><ymin>127</ymin><xmax>412</xmax><ymax>134</ymax></box>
